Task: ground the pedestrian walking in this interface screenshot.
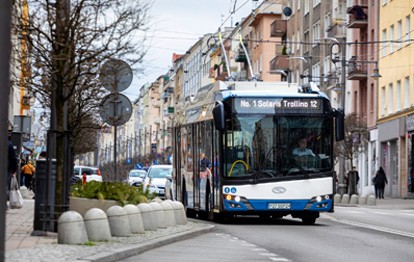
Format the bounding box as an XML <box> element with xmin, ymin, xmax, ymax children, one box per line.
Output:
<box><xmin>7</xmin><ymin>136</ymin><xmax>18</xmax><ymax>209</ymax></box>
<box><xmin>373</xmin><ymin>166</ymin><xmax>388</xmax><ymax>199</ymax></box>
<box><xmin>21</xmin><ymin>160</ymin><xmax>35</xmax><ymax>190</ymax></box>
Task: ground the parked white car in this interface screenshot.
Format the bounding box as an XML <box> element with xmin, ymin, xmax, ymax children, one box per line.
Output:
<box><xmin>143</xmin><ymin>165</ymin><xmax>173</xmax><ymax>198</ymax></box>
<box><xmin>73</xmin><ymin>165</ymin><xmax>103</xmax><ymax>183</ymax></box>
<box><xmin>126</xmin><ymin>169</ymin><xmax>147</xmax><ymax>186</ymax></box>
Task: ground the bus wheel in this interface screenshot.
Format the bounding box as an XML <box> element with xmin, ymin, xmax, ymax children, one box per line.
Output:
<box><xmin>302</xmin><ymin>217</ymin><xmax>316</xmax><ymax>225</ymax></box>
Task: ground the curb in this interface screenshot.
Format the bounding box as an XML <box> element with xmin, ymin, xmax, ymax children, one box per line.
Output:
<box><xmin>78</xmin><ymin>224</ymin><xmax>215</xmax><ymax>262</ymax></box>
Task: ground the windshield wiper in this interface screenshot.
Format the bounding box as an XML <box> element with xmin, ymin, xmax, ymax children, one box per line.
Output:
<box><xmin>253</xmin><ymin>145</ymin><xmax>279</xmax><ymax>182</ymax></box>
<box><xmin>287</xmin><ymin>156</ymin><xmax>309</xmax><ymax>178</ymax></box>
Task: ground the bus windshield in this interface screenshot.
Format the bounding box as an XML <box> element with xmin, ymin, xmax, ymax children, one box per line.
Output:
<box><xmin>223</xmin><ymin>114</ymin><xmax>333</xmax><ymax>179</ymax></box>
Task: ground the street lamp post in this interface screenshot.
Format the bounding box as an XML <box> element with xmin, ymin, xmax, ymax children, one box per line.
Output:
<box><xmin>316</xmin><ymin>36</ymin><xmax>347</xmax><ymax>194</ymax></box>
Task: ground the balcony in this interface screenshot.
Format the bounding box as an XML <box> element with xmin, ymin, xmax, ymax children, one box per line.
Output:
<box><xmin>347</xmin><ymin>5</ymin><xmax>368</xmax><ymax>29</ymax></box>
<box><xmin>324</xmin><ymin>71</ymin><xmax>338</xmax><ymax>87</ymax></box>
<box><xmin>269</xmin><ymin>55</ymin><xmax>289</xmax><ymax>71</ymax></box>
<box><xmin>270</xmin><ymin>20</ymin><xmax>287</xmax><ymax>37</ymax></box>
<box><xmin>326</xmin><ymin>22</ymin><xmax>346</xmax><ymax>38</ymax></box>
<box><xmin>347</xmin><ymin>62</ymin><xmax>367</xmax><ymax>81</ymax></box>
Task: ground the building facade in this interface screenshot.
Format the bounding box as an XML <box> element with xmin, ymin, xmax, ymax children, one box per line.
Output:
<box><xmin>378</xmin><ymin>0</ymin><xmax>414</xmax><ymax>198</ymax></box>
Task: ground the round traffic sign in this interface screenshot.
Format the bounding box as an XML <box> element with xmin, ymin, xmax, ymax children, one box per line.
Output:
<box><xmin>99</xmin><ymin>93</ymin><xmax>133</xmax><ymax>126</ymax></box>
<box><xmin>99</xmin><ymin>59</ymin><xmax>133</xmax><ymax>92</ymax></box>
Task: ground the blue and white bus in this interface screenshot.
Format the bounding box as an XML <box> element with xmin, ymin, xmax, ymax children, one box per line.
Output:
<box><xmin>172</xmin><ymin>80</ymin><xmax>344</xmax><ymax>224</ymax></box>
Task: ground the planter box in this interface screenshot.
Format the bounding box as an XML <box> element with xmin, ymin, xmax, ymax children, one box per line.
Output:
<box><xmin>69</xmin><ymin>197</ymin><xmax>120</xmax><ymax>217</ymax></box>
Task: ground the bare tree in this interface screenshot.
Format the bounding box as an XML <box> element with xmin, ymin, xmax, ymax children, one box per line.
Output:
<box><xmin>11</xmin><ymin>0</ymin><xmax>152</xmax><ymax>221</ymax></box>
<box><xmin>334</xmin><ymin>114</ymin><xmax>368</xmax><ymax>170</ymax></box>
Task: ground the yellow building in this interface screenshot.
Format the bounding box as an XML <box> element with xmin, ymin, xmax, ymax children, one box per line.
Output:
<box><xmin>378</xmin><ymin>0</ymin><xmax>414</xmax><ymax>198</ymax></box>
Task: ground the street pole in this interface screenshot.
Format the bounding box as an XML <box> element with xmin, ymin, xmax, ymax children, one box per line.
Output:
<box><xmin>338</xmin><ymin>36</ymin><xmax>347</xmax><ymax>195</ymax></box>
<box><xmin>0</xmin><ymin>1</ymin><xmax>12</xmax><ymax>260</ymax></box>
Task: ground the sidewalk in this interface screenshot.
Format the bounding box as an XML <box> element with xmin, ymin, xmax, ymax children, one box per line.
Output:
<box><xmin>4</xmin><ymin>190</ymin><xmax>414</xmax><ymax>261</ymax></box>
<box><xmin>5</xmin><ymin>189</ymin><xmax>214</xmax><ymax>262</ymax></box>
<box><xmin>5</xmin><ymin>190</ymin><xmax>56</xmax><ymax>252</ymax></box>
<box><xmin>359</xmin><ymin>197</ymin><xmax>414</xmax><ymax>209</ymax></box>
<box><xmin>335</xmin><ymin>193</ymin><xmax>414</xmax><ymax>209</ymax></box>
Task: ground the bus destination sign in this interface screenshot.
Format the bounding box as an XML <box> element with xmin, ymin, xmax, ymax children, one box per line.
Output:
<box><xmin>234</xmin><ymin>98</ymin><xmax>323</xmax><ymax>114</ymax></box>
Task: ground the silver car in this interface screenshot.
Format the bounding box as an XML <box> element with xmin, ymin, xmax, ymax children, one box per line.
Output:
<box><xmin>143</xmin><ymin>165</ymin><xmax>173</xmax><ymax>198</ymax></box>
<box><xmin>126</xmin><ymin>169</ymin><xmax>147</xmax><ymax>186</ymax></box>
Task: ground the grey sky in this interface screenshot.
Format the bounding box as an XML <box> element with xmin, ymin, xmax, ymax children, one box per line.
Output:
<box><xmin>124</xmin><ymin>0</ymin><xmax>262</xmax><ymax>99</ymax></box>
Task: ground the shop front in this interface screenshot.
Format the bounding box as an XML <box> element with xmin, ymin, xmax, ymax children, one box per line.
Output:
<box><xmin>406</xmin><ymin>114</ymin><xmax>414</xmax><ymax>198</ymax></box>
<box><xmin>378</xmin><ymin>118</ymin><xmax>404</xmax><ymax>198</ymax></box>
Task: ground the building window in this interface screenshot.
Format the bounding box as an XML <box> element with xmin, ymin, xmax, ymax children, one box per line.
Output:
<box><xmin>397</xmin><ymin>20</ymin><xmax>402</xmax><ymax>50</ymax></box>
<box><xmin>406</xmin><ymin>16</ymin><xmax>411</xmax><ymax>45</ymax></box>
<box><xmin>381</xmin><ymin>86</ymin><xmax>386</xmax><ymax>116</ymax></box>
<box><xmin>297</xmin><ymin>32</ymin><xmax>301</xmax><ymax>52</ymax></box>
<box><xmin>313</xmin><ymin>0</ymin><xmax>321</xmax><ymax>8</ymax></box>
<box><xmin>312</xmin><ymin>62</ymin><xmax>320</xmax><ymax>84</ymax></box>
<box><xmin>370</xmin><ymin>83</ymin><xmax>374</xmax><ymax>113</ymax></box>
<box><xmin>304</xmin><ymin>30</ymin><xmax>309</xmax><ymax>53</ymax></box>
<box><xmin>381</xmin><ymin>29</ymin><xmax>387</xmax><ymax>57</ymax></box>
<box><xmin>324</xmin><ymin>14</ymin><xmax>330</xmax><ymax>38</ymax></box>
<box><xmin>304</xmin><ymin>0</ymin><xmax>309</xmax><ymax>14</ymax></box>
<box><xmin>323</xmin><ymin>56</ymin><xmax>330</xmax><ymax>79</ymax></box>
<box><xmin>404</xmin><ymin>76</ymin><xmax>410</xmax><ymax>109</ymax></box>
<box><xmin>389</xmin><ymin>25</ymin><xmax>394</xmax><ymax>53</ymax></box>
<box><xmin>388</xmin><ymin>83</ymin><xmax>393</xmax><ymax>114</ymax></box>
<box><xmin>396</xmin><ymin>80</ymin><xmax>401</xmax><ymax>111</ymax></box>
<box><xmin>312</xmin><ymin>22</ymin><xmax>320</xmax><ymax>47</ymax></box>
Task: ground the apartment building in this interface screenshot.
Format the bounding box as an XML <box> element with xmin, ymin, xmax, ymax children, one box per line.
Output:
<box><xmin>378</xmin><ymin>0</ymin><xmax>414</xmax><ymax>198</ymax></box>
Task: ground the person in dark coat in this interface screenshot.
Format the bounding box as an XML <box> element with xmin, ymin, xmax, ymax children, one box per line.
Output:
<box><xmin>373</xmin><ymin>166</ymin><xmax>388</xmax><ymax>199</ymax></box>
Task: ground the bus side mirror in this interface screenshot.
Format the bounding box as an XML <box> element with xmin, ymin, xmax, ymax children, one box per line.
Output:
<box><xmin>334</xmin><ymin>108</ymin><xmax>344</xmax><ymax>141</ymax></box>
<box><xmin>213</xmin><ymin>101</ymin><xmax>225</xmax><ymax>131</ymax></box>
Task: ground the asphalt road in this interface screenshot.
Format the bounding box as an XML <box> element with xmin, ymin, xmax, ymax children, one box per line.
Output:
<box><xmin>121</xmin><ymin>208</ymin><xmax>414</xmax><ymax>262</ymax></box>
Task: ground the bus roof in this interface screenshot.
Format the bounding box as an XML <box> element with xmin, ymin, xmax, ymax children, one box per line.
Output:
<box><xmin>174</xmin><ymin>81</ymin><xmax>330</xmax><ymax>126</ymax></box>
<box><xmin>215</xmin><ymin>81</ymin><xmax>328</xmax><ymax>99</ymax></box>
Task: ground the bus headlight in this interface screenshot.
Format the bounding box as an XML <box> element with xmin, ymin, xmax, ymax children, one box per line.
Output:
<box><xmin>234</xmin><ymin>196</ymin><xmax>241</xmax><ymax>202</ymax></box>
<box><xmin>316</xmin><ymin>196</ymin><xmax>323</xmax><ymax>202</ymax></box>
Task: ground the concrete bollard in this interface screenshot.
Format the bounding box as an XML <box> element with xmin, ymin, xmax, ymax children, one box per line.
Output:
<box><xmin>340</xmin><ymin>194</ymin><xmax>350</xmax><ymax>204</ymax></box>
<box><xmin>123</xmin><ymin>204</ymin><xmax>145</xmax><ymax>234</ymax></box>
<box><xmin>149</xmin><ymin>202</ymin><xmax>167</xmax><ymax>228</ymax></box>
<box><xmin>84</xmin><ymin>208</ymin><xmax>111</xmax><ymax>241</ymax></box>
<box><xmin>106</xmin><ymin>206</ymin><xmax>131</xmax><ymax>237</ymax></box>
<box><xmin>152</xmin><ymin>197</ymin><xmax>163</xmax><ymax>203</ymax></box>
<box><xmin>171</xmin><ymin>201</ymin><xmax>187</xmax><ymax>225</ymax></box>
<box><xmin>358</xmin><ymin>195</ymin><xmax>367</xmax><ymax>205</ymax></box>
<box><xmin>57</xmin><ymin>211</ymin><xmax>88</xmax><ymax>244</ymax></box>
<box><xmin>160</xmin><ymin>200</ymin><xmax>176</xmax><ymax>227</ymax></box>
<box><xmin>137</xmin><ymin>203</ymin><xmax>157</xmax><ymax>231</ymax></box>
<box><xmin>334</xmin><ymin>194</ymin><xmax>342</xmax><ymax>204</ymax></box>
<box><xmin>367</xmin><ymin>194</ymin><xmax>376</xmax><ymax>205</ymax></box>
<box><xmin>349</xmin><ymin>194</ymin><xmax>359</xmax><ymax>205</ymax></box>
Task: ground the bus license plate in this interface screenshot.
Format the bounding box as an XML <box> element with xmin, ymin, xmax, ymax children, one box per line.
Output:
<box><xmin>268</xmin><ymin>203</ymin><xmax>291</xmax><ymax>209</ymax></box>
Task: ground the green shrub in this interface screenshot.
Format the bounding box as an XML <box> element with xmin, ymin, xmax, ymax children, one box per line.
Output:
<box><xmin>70</xmin><ymin>181</ymin><xmax>157</xmax><ymax>205</ymax></box>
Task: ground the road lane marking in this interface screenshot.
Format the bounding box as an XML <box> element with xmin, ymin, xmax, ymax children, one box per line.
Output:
<box><xmin>216</xmin><ymin>232</ymin><xmax>291</xmax><ymax>261</ymax></box>
<box><xmin>373</xmin><ymin>212</ymin><xmax>389</xmax><ymax>215</ymax></box>
<box><xmin>333</xmin><ymin>218</ymin><xmax>414</xmax><ymax>238</ymax></box>
<box><xmin>269</xmin><ymin>257</ymin><xmax>290</xmax><ymax>261</ymax></box>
